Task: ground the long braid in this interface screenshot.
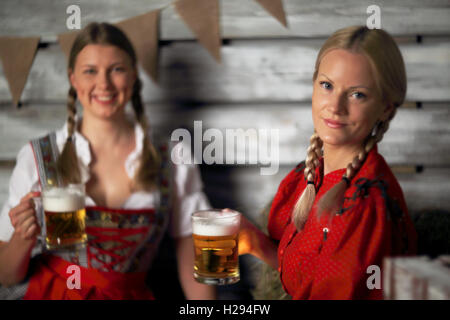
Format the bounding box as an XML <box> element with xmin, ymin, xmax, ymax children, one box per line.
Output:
<box><xmin>56</xmin><ymin>86</ymin><xmax>81</xmax><ymax>185</ymax></box>
<box><xmin>292</xmin><ymin>132</ymin><xmax>323</xmax><ymax>230</ymax></box>
<box><xmin>131</xmin><ymin>79</ymin><xmax>161</xmax><ymax>191</ymax></box>
<box><xmin>316</xmin><ymin>111</ymin><xmax>396</xmax><ymax>218</ymax></box>
<box><xmin>66</xmin><ymin>87</ymin><xmax>77</xmax><ymax>138</ymax></box>
<box><xmin>57</xmin><ymin>22</ymin><xmax>162</xmax><ymax>188</ymax></box>
<box><xmin>291</xmin><ymin>26</ymin><xmax>406</xmax><ymax>230</ymax></box>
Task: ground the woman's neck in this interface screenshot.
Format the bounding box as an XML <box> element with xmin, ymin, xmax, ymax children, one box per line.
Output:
<box><xmin>322</xmin><ymin>143</ymin><xmax>363</xmax><ymax>176</ymax></box>
<box><xmin>79</xmin><ymin>114</ymin><xmax>134</xmax><ymax>151</ymax></box>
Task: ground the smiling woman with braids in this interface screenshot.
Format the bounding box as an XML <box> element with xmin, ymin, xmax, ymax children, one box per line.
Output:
<box><xmin>239</xmin><ymin>26</ymin><xmax>417</xmax><ymax>299</ymax></box>
<box><xmin>0</xmin><ymin>22</ymin><xmax>215</xmax><ymax>299</ymax></box>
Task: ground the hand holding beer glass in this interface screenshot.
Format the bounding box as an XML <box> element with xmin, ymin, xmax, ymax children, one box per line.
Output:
<box><xmin>37</xmin><ymin>184</ymin><xmax>87</xmax><ymax>250</ymax></box>
<box><xmin>192</xmin><ymin>209</ymin><xmax>241</xmax><ymax>285</ymax></box>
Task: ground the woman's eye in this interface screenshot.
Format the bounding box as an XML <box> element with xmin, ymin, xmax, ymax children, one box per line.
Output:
<box><xmin>112</xmin><ymin>66</ymin><xmax>125</xmax><ymax>72</ymax></box>
<box><xmin>319</xmin><ymin>81</ymin><xmax>332</xmax><ymax>90</ymax></box>
<box><xmin>352</xmin><ymin>91</ymin><xmax>366</xmax><ymax>99</ymax></box>
<box><xmin>83</xmin><ymin>69</ymin><xmax>96</xmax><ymax>74</ymax></box>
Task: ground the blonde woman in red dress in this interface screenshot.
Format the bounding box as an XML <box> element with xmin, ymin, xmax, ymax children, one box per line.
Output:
<box><xmin>239</xmin><ymin>26</ymin><xmax>417</xmax><ymax>300</ymax></box>
<box><xmin>0</xmin><ymin>23</ymin><xmax>215</xmax><ymax>299</ymax></box>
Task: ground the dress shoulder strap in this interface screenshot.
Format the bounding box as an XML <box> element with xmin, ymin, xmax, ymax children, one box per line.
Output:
<box><xmin>29</xmin><ymin>132</ymin><xmax>63</xmax><ymax>188</ymax></box>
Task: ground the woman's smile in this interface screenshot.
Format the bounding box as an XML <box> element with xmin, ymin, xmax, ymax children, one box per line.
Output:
<box><xmin>92</xmin><ymin>93</ymin><xmax>118</xmax><ymax>105</ymax></box>
<box><xmin>69</xmin><ymin>44</ymin><xmax>136</xmax><ymax>121</ymax></box>
<box><xmin>323</xmin><ymin>118</ymin><xmax>347</xmax><ymax>129</ymax></box>
<box><xmin>312</xmin><ymin>49</ymin><xmax>385</xmax><ymax>148</ymax></box>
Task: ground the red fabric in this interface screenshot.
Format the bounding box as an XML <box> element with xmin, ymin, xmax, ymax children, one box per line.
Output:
<box><xmin>268</xmin><ymin>145</ymin><xmax>417</xmax><ymax>300</ymax></box>
<box><xmin>23</xmin><ymin>254</ymin><xmax>154</xmax><ymax>300</ymax></box>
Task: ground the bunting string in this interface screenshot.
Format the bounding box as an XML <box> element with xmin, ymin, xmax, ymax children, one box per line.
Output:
<box><xmin>0</xmin><ymin>0</ymin><xmax>287</xmax><ymax>107</ymax></box>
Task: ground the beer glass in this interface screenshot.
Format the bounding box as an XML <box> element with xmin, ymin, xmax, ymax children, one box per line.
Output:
<box><xmin>192</xmin><ymin>209</ymin><xmax>241</xmax><ymax>285</ymax></box>
<box><xmin>41</xmin><ymin>184</ymin><xmax>87</xmax><ymax>250</ymax></box>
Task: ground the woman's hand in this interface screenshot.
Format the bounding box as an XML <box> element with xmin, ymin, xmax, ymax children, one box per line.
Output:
<box><xmin>9</xmin><ymin>191</ymin><xmax>41</xmax><ymax>242</ymax></box>
<box><xmin>220</xmin><ymin>208</ymin><xmax>258</xmax><ymax>256</ymax></box>
<box><xmin>223</xmin><ymin>208</ymin><xmax>278</xmax><ymax>269</ymax></box>
<box><xmin>238</xmin><ymin>214</ymin><xmax>260</xmax><ymax>256</ymax></box>
<box><xmin>0</xmin><ymin>191</ymin><xmax>42</xmax><ymax>286</ymax></box>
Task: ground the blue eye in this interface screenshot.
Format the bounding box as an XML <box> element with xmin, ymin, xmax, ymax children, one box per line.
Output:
<box><xmin>352</xmin><ymin>91</ymin><xmax>366</xmax><ymax>99</ymax></box>
<box><xmin>320</xmin><ymin>81</ymin><xmax>332</xmax><ymax>90</ymax></box>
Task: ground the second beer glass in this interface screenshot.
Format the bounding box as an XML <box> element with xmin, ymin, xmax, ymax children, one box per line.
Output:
<box><xmin>192</xmin><ymin>209</ymin><xmax>241</xmax><ymax>285</ymax></box>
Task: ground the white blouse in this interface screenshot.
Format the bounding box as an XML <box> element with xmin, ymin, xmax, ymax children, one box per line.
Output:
<box><xmin>0</xmin><ymin>120</ymin><xmax>211</xmax><ymax>242</ymax></box>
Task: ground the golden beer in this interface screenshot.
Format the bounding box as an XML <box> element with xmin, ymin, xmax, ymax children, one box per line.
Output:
<box><xmin>192</xmin><ymin>209</ymin><xmax>241</xmax><ymax>285</ymax></box>
<box><xmin>42</xmin><ymin>185</ymin><xmax>87</xmax><ymax>250</ymax></box>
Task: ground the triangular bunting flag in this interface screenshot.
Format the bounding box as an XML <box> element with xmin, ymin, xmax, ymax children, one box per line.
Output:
<box><xmin>0</xmin><ymin>36</ymin><xmax>40</xmax><ymax>107</ymax></box>
<box><xmin>57</xmin><ymin>30</ymin><xmax>80</xmax><ymax>60</ymax></box>
<box><xmin>254</xmin><ymin>0</ymin><xmax>288</xmax><ymax>28</ymax></box>
<box><xmin>116</xmin><ymin>9</ymin><xmax>160</xmax><ymax>82</ymax></box>
<box><xmin>175</xmin><ymin>0</ymin><xmax>221</xmax><ymax>62</ymax></box>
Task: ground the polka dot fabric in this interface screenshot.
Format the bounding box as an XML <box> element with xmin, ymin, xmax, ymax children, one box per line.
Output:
<box><xmin>267</xmin><ymin>145</ymin><xmax>417</xmax><ymax>299</ymax></box>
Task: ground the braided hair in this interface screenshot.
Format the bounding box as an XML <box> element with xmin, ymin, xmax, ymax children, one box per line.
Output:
<box><xmin>130</xmin><ymin>78</ymin><xmax>161</xmax><ymax>190</ymax></box>
<box><xmin>57</xmin><ymin>22</ymin><xmax>160</xmax><ymax>190</ymax></box>
<box><xmin>292</xmin><ymin>26</ymin><xmax>407</xmax><ymax>231</ymax></box>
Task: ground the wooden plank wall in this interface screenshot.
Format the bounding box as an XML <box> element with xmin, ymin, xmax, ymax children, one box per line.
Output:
<box><xmin>1</xmin><ymin>0</ymin><xmax>449</xmax><ymax>224</ymax></box>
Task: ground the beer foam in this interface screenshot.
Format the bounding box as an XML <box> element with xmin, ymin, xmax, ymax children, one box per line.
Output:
<box><xmin>42</xmin><ymin>188</ymin><xmax>84</xmax><ymax>212</ymax></box>
<box><xmin>193</xmin><ymin>220</ymin><xmax>239</xmax><ymax>236</ymax></box>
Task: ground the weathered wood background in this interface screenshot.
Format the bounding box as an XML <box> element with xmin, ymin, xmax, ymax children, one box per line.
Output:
<box><xmin>0</xmin><ymin>0</ymin><xmax>449</xmax><ymax>299</ymax></box>
<box><xmin>1</xmin><ymin>0</ymin><xmax>449</xmax><ymax>217</ymax></box>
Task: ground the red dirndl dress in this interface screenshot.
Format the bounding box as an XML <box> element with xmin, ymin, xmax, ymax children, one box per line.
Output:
<box><xmin>23</xmin><ymin>132</ymin><xmax>170</xmax><ymax>300</ymax></box>
<box><xmin>268</xmin><ymin>145</ymin><xmax>418</xmax><ymax>299</ymax></box>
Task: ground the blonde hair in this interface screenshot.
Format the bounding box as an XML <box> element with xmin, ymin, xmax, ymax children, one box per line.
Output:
<box><xmin>292</xmin><ymin>26</ymin><xmax>407</xmax><ymax>231</ymax></box>
<box><xmin>57</xmin><ymin>22</ymin><xmax>160</xmax><ymax>190</ymax></box>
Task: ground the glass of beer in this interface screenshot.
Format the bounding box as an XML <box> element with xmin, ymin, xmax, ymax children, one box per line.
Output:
<box><xmin>41</xmin><ymin>184</ymin><xmax>87</xmax><ymax>250</ymax></box>
<box><xmin>192</xmin><ymin>209</ymin><xmax>241</xmax><ymax>285</ymax></box>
